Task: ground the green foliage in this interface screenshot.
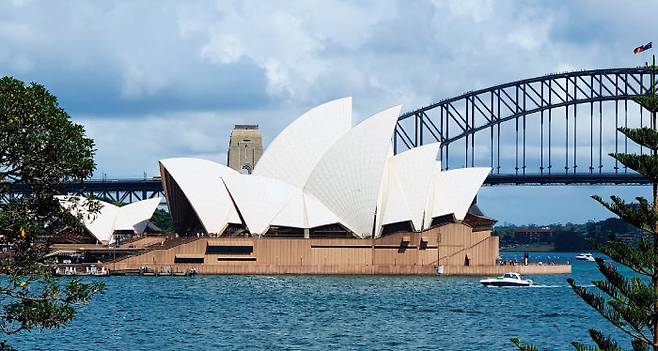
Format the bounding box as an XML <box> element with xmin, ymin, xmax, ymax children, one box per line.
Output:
<box><xmin>553</xmin><ymin>231</ymin><xmax>591</xmax><ymax>251</ymax></box>
<box><xmin>562</xmin><ymin>88</ymin><xmax>658</xmax><ymax>350</ymax></box>
<box><xmin>150</xmin><ymin>208</ymin><xmax>174</xmax><ymax>234</ymax></box>
<box><xmin>0</xmin><ymin>77</ymin><xmax>94</xmax><ymax>186</ymax></box>
<box><xmin>511</xmin><ymin>338</ymin><xmax>539</xmax><ymax>351</ymax></box>
<box><xmin>592</xmin><ymin>196</ymin><xmax>656</xmax><ymax>234</ymax></box>
<box><xmin>610</xmin><ymin>153</ymin><xmax>658</xmax><ymax>182</ymax></box>
<box><xmin>513</xmin><ymin>67</ymin><xmax>658</xmax><ymax>350</ymax></box>
<box><xmin>618</xmin><ymin>128</ymin><xmax>658</xmax><ymax>151</ymax></box>
<box><xmin>0</xmin><ymin>77</ymin><xmax>105</xmax><ymax>345</ymax></box>
<box><xmin>572</xmin><ymin>329</ymin><xmax>623</xmax><ymax>351</ymax></box>
<box><xmin>493</xmin><ymin>225</ymin><xmax>517</xmax><ymax>241</ymax></box>
<box><xmin>496</xmin><ymin>218</ymin><xmax>637</xmax><ymax>251</ymax></box>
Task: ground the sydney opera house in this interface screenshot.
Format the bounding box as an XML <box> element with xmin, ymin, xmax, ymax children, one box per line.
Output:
<box><xmin>109</xmin><ymin>97</ymin><xmax>511</xmax><ymax>275</ymax></box>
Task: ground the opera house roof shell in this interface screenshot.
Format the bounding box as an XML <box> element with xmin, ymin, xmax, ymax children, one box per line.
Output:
<box><xmin>160</xmin><ymin>97</ymin><xmax>490</xmax><ymax>238</ymax></box>
<box><xmin>57</xmin><ymin>196</ymin><xmax>162</xmax><ymax>244</ymax></box>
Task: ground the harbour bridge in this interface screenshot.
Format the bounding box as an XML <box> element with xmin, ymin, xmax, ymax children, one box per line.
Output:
<box><xmin>3</xmin><ymin>67</ymin><xmax>656</xmax><ymax>204</ymax></box>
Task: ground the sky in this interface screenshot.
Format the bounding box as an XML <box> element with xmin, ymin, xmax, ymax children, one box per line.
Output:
<box><xmin>0</xmin><ymin>0</ymin><xmax>656</xmax><ymax>225</ymax></box>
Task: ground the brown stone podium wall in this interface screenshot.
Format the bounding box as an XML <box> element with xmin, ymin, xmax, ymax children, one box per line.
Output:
<box><xmin>107</xmin><ymin>223</ymin><xmax>509</xmax><ymax>275</ymax></box>
<box><xmin>437</xmin><ymin>224</ymin><xmax>500</xmax><ymax>267</ymax></box>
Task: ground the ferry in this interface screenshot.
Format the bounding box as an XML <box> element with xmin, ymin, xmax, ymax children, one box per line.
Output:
<box><xmin>575</xmin><ymin>253</ymin><xmax>596</xmax><ymax>262</ymax></box>
<box><xmin>480</xmin><ymin>272</ymin><xmax>533</xmax><ymax>287</ymax></box>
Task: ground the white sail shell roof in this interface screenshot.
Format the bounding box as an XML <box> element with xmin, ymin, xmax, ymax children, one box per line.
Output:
<box><xmin>56</xmin><ymin>196</ymin><xmax>161</xmax><ymax>244</ymax></box>
<box><xmin>269</xmin><ymin>188</ymin><xmax>342</xmax><ymax>229</ymax></box>
<box><xmin>254</xmin><ymin>97</ymin><xmax>352</xmax><ymax>188</ymax></box>
<box><xmin>269</xmin><ymin>188</ymin><xmax>306</xmax><ymax>229</ymax></box>
<box><xmin>159</xmin><ymin>98</ymin><xmax>491</xmax><ymax>238</ymax></box>
<box><xmin>222</xmin><ymin>175</ymin><xmax>342</xmax><ymax>233</ymax></box>
<box><xmin>222</xmin><ymin>174</ymin><xmax>297</xmax><ymax>235</ymax></box>
<box><xmin>160</xmin><ymin>158</ymin><xmax>240</xmax><ymax>234</ymax></box>
<box><xmin>379</xmin><ymin>143</ymin><xmax>441</xmax><ymax>233</ymax></box>
<box><xmin>304</xmin><ymin>105</ymin><xmax>402</xmax><ymax>238</ymax></box>
<box><xmin>303</xmin><ymin>192</ymin><xmax>342</xmax><ymax>228</ymax></box>
<box><xmin>114</xmin><ymin>197</ymin><xmax>163</xmax><ymax>233</ymax></box>
<box><xmin>427</xmin><ymin>167</ymin><xmax>491</xmax><ymax>226</ymax></box>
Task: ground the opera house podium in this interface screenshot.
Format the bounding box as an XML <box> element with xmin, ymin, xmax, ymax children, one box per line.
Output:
<box><xmin>106</xmin><ymin>97</ymin><xmax>569</xmax><ymax>276</ymax></box>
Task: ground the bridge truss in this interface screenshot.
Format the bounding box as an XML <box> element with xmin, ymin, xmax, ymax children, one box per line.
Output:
<box><xmin>4</xmin><ymin>67</ymin><xmax>657</xmax><ymax>204</ymax></box>
<box><xmin>1</xmin><ymin>179</ymin><xmax>165</xmax><ymax>204</ymax></box>
<box><xmin>394</xmin><ymin>67</ymin><xmax>657</xmax><ymax>184</ymax></box>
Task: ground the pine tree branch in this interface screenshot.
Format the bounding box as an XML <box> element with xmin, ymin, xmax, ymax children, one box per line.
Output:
<box><xmin>589</xmin><ymin>329</ymin><xmax>623</xmax><ymax>351</ymax></box>
<box><xmin>568</xmin><ymin>279</ymin><xmax>652</xmax><ymax>345</ymax></box>
<box><xmin>610</xmin><ymin>153</ymin><xmax>658</xmax><ymax>182</ymax></box>
<box><xmin>594</xmin><ymin>259</ymin><xmax>654</xmax><ymax>312</ymax></box>
<box><xmin>618</xmin><ymin>127</ymin><xmax>658</xmax><ymax>151</ymax></box>
<box><xmin>571</xmin><ymin>342</ymin><xmax>599</xmax><ymax>351</ymax></box>
<box><xmin>592</xmin><ymin>195</ymin><xmax>657</xmax><ymax>234</ymax></box>
<box><xmin>633</xmin><ymin>96</ymin><xmax>658</xmax><ymax>114</ymax></box>
<box><xmin>631</xmin><ymin>338</ymin><xmax>650</xmax><ymax>351</ymax></box>
<box><xmin>596</xmin><ymin>238</ymin><xmax>654</xmax><ymax>276</ymax></box>
<box><xmin>511</xmin><ymin>338</ymin><xmax>539</xmax><ymax>351</ymax></box>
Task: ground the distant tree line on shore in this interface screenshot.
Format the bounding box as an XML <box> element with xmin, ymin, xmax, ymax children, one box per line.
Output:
<box><xmin>494</xmin><ymin>217</ymin><xmax>645</xmax><ymax>251</ymax></box>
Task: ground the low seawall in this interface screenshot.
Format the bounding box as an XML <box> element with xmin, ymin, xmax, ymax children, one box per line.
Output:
<box><xmin>442</xmin><ymin>264</ymin><xmax>571</xmax><ymax>276</ymax></box>
<box><xmin>109</xmin><ymin>263</ymin><xmax>571</xmax><ymax>276</ymax></box>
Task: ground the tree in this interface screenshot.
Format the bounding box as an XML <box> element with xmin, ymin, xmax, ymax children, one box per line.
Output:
<box><xmin>513</xmin><ymin>59</ymin><xmax>658</xmax><ymax>351</ymax></box>
<box><xmin>150</xmin><ymin>208</ymin><xmax>175</xmax><ymax>234</ymax></box>
<box><xmin>0</xmin><ymin>76</ymin><xmax>105</xmax><ymax>349</ymax></box>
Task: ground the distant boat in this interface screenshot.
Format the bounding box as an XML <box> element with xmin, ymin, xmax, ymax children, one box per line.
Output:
<box><xmin>575</xmin><ymin>253</ymin><xmax>596</xmax><ymax>262</ymax></box>
<box><xmin>480</xmin><ymin>272</ymin><xmax>533</xmax><ymax>287</ymax></box>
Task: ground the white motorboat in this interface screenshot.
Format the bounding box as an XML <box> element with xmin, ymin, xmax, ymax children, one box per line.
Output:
<box><xmin>480</xmin><ymin>272</ymin><xmax>533</xmax><ymax>287</ymax></box>
<box><xmin>575</xmin><ymin>253</ymin><xmax>596</xmax><ymax>262</ymax></box>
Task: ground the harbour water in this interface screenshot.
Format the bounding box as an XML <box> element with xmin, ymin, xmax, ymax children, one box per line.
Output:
<box><xmin>11</xmin><ymin>252</ymin><xmax>628</xmax><ymax>350</ymax></box>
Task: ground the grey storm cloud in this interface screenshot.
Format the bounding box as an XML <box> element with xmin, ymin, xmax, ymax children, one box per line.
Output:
<box><xmin>1</xmin><ymin>0</ymin><xmax>656</xmax><ymax>224</ymax></box>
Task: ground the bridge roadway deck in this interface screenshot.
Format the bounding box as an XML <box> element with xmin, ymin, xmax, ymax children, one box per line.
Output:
<box><xmin>2</xmin><ymin>173</ymin><xmax>652</xmax><ymax>201</ymax></box>
<box><xmin>3</xmin><ymin>173</ymin><xmax>650</xmax><ymax>192</ymax></box>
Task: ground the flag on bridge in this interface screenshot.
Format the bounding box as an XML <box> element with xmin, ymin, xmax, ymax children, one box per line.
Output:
<box><xmin>634</xmin><ymin>42</ymin><xmax>652</xmax><ymax>55</ymax></box>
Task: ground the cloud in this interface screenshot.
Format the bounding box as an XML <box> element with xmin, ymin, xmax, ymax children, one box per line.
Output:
<box><xmin>1</xmin><ymin>0</ymin><xmax>656</xmax><ymax>224</ymax></box>
<box><xmin>0</xmin><ymin>1</ymin><xmax>272</xmax><ymax>115</ymax></box>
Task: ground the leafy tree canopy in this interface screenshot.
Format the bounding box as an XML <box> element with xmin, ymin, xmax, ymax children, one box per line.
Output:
<box><xmin>0</xmin><ymin>76</ymin><xmax>105</xmax><ymax>349</ymax></box>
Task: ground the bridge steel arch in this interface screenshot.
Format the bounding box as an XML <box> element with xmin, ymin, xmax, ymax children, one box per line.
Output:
<box><xmin>4</xmin><ymin>67</ymin><xmax>658</xmax><ymax>203</ymax></box>
<box><xmin>394</xmin><ymin>67</ymin><xmax>657</xmax><ymax>184</ymax></box>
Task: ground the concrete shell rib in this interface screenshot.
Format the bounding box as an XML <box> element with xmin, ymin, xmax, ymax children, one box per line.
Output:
<box><xmin>253</xmin><ymin>97</ymin><xmax>352</xmax><ymax>188</ymax></box>
<box><xmin>160</xmin><ymin>158</ymin><xmax>240</xmax><ymax>234</ymax></box>
<box><xmin>427</xmin><ymin>167</ymin><xmax>491</xmax><ymax>227</ymax></box>
<box><xmin>304</xmin><ymin>105</ymin><xmax>402</xmax><ymax>238</ymax></box>
<box><xmin>115</xmin><ymin>197</ymin><xmax>163</xmax><ymax>233</ymax></box>
<box><xmin>378</xmin><ymin>143</ymin><xmax>441</xmax><ymax>234</ymax></box>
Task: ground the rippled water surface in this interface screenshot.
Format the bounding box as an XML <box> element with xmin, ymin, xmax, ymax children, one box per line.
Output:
<box><xmin>10</xmin><ymin>253</ymin><xmax>630</xmax><ymax>350</ymax></box>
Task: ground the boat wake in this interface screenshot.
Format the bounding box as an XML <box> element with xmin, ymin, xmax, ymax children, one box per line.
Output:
<box><xmin>530</xmin><ymin>284</ymin><xmax>595</xmax><ymax>288</ymax></box>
